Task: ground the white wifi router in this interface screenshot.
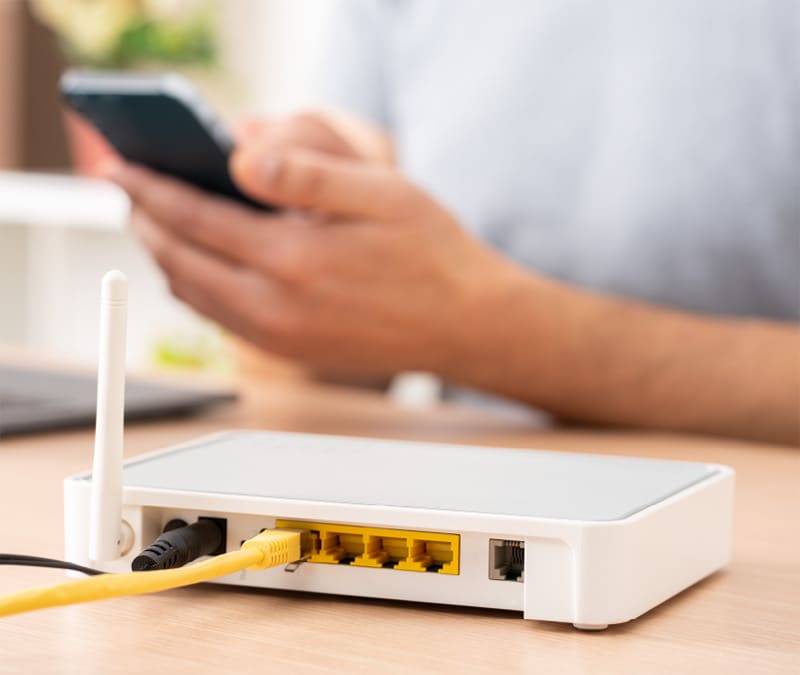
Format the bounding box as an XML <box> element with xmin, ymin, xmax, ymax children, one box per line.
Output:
<box><xmin>64</xmin><ymin>272</ymin><xmax>734</xmax><ymax>629</ymax></box>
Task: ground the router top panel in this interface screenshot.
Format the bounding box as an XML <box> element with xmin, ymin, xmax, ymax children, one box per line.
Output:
<box><xmin>102</xmin><ymin>431</ymin><xmax>719</xmax><ymax>521</ymax></box>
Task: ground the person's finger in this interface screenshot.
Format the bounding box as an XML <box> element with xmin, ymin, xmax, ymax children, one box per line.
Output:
<box><xmin>230</xmin><ymin>147</ymin><xmax>419</xmax><ymax>221</ymax></box>
<box><xmin>105</xmin><ymin>161</ymin><xmax>299</xmax><ymax>268</ymax></box>
<box><xmin>235</xmin><ymin>112</ymin><xmax>359</xmax><ymax>159</ymax></box>
<box><xmin>234</xmin><ymin>117</ymin><xmax>272</xmax><ymax>144</ymax></box>
<box><xmin>135</xmin><ymin>216</ymin><xmax>282</xmax><ymax>347</ymax></box>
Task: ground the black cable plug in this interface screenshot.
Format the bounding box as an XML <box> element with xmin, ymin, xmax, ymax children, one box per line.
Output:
<box><xmin>132</xmin><ymin>518</ymin><xmax>225</xmax><ymax>571</ymax></box>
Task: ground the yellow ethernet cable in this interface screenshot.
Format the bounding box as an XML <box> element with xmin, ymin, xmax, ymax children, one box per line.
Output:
<box><xmin>0</xmin><ymin>529</ymin><xmax>302</xmax><ymax>618</ymax></box>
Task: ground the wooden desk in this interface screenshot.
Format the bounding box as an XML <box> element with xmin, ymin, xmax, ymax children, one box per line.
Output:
<box><xmin>1</xmin><ymin>376</ymin><xmax>797</xmax><ymax>674</ymax></box>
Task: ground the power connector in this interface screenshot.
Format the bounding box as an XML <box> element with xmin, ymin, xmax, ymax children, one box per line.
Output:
<box><xmin>132</xmin><ymin>518</ymin><xmax>226</xmax><ymax>571</ymax></box>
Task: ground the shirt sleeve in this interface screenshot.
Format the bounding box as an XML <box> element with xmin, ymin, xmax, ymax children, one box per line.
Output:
<box><xmin>309</xmin><ymin>0</ymin><xmax>390</xmax><ymax>129</ymax></box>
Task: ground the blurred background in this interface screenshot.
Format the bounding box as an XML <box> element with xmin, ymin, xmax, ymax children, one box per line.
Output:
<box><xmin>0</xmin><ymin>0</ymin><xmax>330</xmax><ymax>372</ymax></box>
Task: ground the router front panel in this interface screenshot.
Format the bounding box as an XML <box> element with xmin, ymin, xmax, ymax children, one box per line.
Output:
<box><xmin>64</xmin><ymin>431</ymin><xmax>734</xmax><ymax>628</ymax></box>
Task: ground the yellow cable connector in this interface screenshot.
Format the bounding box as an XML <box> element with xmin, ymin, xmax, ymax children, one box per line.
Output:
<box><xmin>0</xmin><ymin>529</ymin><xmax>302</xmax><ymax>618</ymax></box>
<box><xmin>241</xmin><ymin>528</ymin><xmax>303</xmax><ymax>570</ymax></box>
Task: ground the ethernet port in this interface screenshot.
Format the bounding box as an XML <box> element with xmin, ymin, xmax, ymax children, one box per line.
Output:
<box><xmin>375</xmin><ymin>536</ymin><xmax>408</xmax><ymax>567</ymax></box>
<box><xmin>335</xmin><ymin>532</ymin><xmax>365</xmax><ymax>564</ymax></box>
<box><xmin>317</xmin><ymin>530</ymin><xmax>365</xmax><ymax>564</ymax></box>
<box><xmin>489</xmin><ymin>539</ymin><xmax>524</xmax><ymax>582</ymax></box>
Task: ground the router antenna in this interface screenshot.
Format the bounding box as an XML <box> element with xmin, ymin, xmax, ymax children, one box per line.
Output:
<box><xmin>89</xmin><ymin>270</ymin><xmax>128</xmax><ymax>561</ymax></box>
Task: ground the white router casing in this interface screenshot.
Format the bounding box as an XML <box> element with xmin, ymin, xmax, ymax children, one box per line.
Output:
<box><xmin>64</xmin><ymin>430</ymin><xmax>734</xmax><ymax>629</ymax></box>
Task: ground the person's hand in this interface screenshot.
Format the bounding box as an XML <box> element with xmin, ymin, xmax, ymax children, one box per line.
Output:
<box><xmin>105</xmin><ymin>146</ymin><xmax>529</xmax><ymax>377</ymax></box>
<box><xmin>235</xmin><ymin>110</ymin><xmax>394</xmax><ymax>166</ymax></box>
<box><xmin>105</xmin><ymin>120</ymin><xmax>800</xmax><ymax>444</ymax></box>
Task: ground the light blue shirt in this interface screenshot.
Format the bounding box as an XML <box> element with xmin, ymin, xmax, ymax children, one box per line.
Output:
<box><xmin>315</xmin><ymin>0</ymin><xmax>800</xmax><ymax>319</ymax></box>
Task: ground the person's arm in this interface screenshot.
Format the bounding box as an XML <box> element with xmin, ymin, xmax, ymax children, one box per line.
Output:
<box><xmin>106</xmin><ymin>144</ymin><xmax>800</xmax><ymax>446</ymax></box>
<box><xmin>450</xmin><ymin>270</ymin><xmax>800</xmax><ymax>444</ymax></box>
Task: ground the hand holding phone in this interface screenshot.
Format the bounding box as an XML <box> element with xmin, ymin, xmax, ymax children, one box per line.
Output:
<box><xmin>60</xmin><ymin>70</ymin><xmax>270</xmax><ymax>210</ymax></box>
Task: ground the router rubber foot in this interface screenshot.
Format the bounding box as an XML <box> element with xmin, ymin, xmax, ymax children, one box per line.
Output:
<box><xmin>573</xmin><ymin>623</ymin><xmax>608</xmax><ymax>631</ymax></box>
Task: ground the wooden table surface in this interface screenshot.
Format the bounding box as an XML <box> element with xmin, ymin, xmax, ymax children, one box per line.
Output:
<box><xmin>0</xmin><ymin>370</ymin><xmax>798</xmax><ymax>674</ymax></box>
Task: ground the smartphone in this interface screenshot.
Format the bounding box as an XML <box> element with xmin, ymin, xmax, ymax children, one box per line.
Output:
<box><xmin>60</xmin><ymin>69</ymin><xmax>270</xmax><ymax>210</ymax></box>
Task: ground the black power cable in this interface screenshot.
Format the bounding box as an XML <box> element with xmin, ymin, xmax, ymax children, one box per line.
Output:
<box><xmin>2</xmin><ymin>518</ymin><xmax>227</xmax><ymax>578</ymax></box>
<box><xmin>0</xmin><ymin>554</ymin><xmax>104</xmax><ymax>576</ymax></box>
<box><xmin>131</xmin><ymin>518</ymin><xmax>226</xmax><ymax>571</ymax></box>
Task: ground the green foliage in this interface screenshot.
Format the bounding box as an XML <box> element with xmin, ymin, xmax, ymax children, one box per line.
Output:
<box><xmin>115</xmin><ymin>16</ymin><xmax>215</xmax><ymax>67</ymax></box>
<box><xmin>32</xmin><ymin>0</ymin><xmax>219</xmax><ymax>68</ymax></box>
<box><xmin>64</xmin><ymin>16</ymin><xmax>216</xmax><ymax>68</ymax></box>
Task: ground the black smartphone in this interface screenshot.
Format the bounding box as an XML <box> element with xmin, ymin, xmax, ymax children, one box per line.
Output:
<box><xmin>60</xmin><ymin>69</ymin><xmax>270</xmax><ymax>210</ymax></box>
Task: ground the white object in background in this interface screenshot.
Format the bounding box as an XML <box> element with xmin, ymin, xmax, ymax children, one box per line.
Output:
<box><xmin>388</xmin><ymin>372</ymin><xmax>443</xmax><ymax>409</ymax></box>
<box><xmin>0</xmin><ymin>171</ymin><xmax>129</xmax><ymax>230</ymax></box>
<box><xmin>89</xmin><ymin>270</ymin><xmax>131</xmax><ymax>561</ymax></box>
<box><xmin>220</xmin><ymin>0</ymin><xmax>333</xmax><ymax>116</ymax></box>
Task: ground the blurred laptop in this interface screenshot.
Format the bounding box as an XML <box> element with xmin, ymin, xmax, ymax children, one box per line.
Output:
<box><xmin>0</xmin><ymin>365</ymin><xmax>236</xmax><ymax>437</ymax></box>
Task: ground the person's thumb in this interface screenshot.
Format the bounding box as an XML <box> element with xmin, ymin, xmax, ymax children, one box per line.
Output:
<box><xmin>230</xmin><ymin>146</ymin><xmax>418</xmax><ymax>220</ymax></box>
